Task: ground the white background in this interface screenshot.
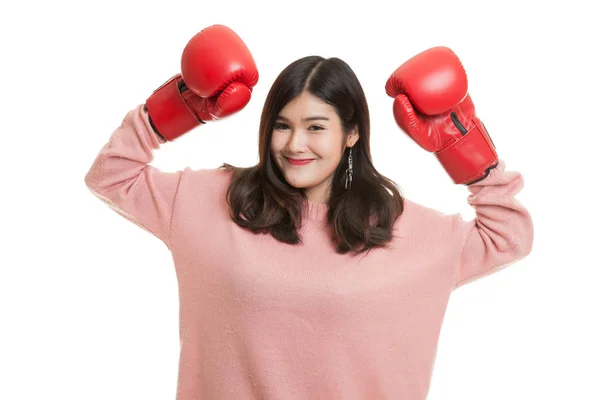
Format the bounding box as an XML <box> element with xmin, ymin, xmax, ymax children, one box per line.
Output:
<box><xmin>1</xmin><ymin>0</ymin><xmax>598</xmax><ymax>399</ymax></box>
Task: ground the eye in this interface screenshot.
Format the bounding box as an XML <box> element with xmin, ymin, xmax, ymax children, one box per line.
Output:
<box><xmin>273</xmin><ymin>123</ymin><xmax>324</xmax><ymax>131</ymax></box>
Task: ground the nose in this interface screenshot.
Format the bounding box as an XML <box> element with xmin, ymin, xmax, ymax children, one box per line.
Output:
<box><xmin>285</xmin><ymin>129</ymin><xmax>308</xmax><ymax>153</ymax></box>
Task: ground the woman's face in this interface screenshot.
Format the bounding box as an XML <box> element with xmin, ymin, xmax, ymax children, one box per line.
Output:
<box><xmin>270</xmin><ymin>91</ymin><xmax>359</xmax><ymax>204</ymax></box>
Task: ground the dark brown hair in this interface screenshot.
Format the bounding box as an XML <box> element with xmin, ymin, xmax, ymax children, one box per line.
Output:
<box><xmin>218</xmin><ymin>55</ymin><xmax>405</xmax><ymax>256</ymax></box>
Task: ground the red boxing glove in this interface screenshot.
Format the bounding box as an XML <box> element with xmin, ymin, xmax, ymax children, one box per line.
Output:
<box><xmin>385</xmin><ymin>46</ymin><xmax>498</xmax><ymax>185</ymax></box>
<box><xmin>145</xmin><ymin>25</ymin><xmax>259</xmax><ymax>141</ymax></box>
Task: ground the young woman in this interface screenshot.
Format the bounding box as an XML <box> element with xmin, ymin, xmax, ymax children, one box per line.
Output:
<box><xmin>85</xmin><ymin>24</ymin><xmax>534</xmax><ymax>400</ymax></box>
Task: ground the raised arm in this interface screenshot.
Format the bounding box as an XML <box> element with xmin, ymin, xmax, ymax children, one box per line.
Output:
<box><xmin>84</xmin><ymin>106</ymin><xmax>183</xmax><ymax>248</ymax></box>
<box><xmin>451</xmin><ymin>159</ymin><xmax>533</xmax><ymax>289</ymax></box>
<box><xmin>84</xmin><ymin>25</ymin><xmax>258</xmax><ymax>248</ymax></box>
<box><xmin>385</xmin><ymin>46</ymin><xmax>533</xmax><ymax>288</ymax></box>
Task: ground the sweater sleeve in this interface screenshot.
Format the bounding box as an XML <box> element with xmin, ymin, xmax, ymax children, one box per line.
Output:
<box><xmin>451</xmin><ymin>159</ymin><xmax>534</xmax><ymax>290</ymax></box>
<box><xmin>84</xmin><ymin>104</ymin><xmax>186</xmax><ymax>250</ymax></box>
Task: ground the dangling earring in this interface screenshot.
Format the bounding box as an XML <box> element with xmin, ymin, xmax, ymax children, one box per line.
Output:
<box><xmin>345</xmin><ymin>147</ymin><xmax>353</xmax><ymax>190</ymax></box>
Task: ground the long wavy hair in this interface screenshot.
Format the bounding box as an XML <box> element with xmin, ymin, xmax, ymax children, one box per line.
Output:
<box><xmin>218</xmin><ymin>55</ymin><xmax>405</xmax><ymax>256</ymax></box>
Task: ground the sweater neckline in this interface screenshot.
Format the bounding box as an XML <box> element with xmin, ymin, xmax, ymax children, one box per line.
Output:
<box><xmin>304</xmin><ymin>199</ymin><xmax>329</xmax><ymax>223</ymax></box>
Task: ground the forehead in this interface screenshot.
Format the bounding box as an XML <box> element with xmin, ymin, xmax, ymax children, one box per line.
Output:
<box><xmin>277</xmin><ymin>92</ymin><xmax>336</xmax><ymax>118</ymax></box>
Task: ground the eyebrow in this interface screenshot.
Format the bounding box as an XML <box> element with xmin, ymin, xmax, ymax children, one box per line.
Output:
<box><xmin>276</xmin><ymin>115</ymin><xmax>329</xmax><ymax>122</ymax></box>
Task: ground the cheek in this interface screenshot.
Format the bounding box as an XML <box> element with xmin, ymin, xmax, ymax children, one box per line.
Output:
<box><xmin>316</xmin><ymin>137</ymin><xmax>343</xmax><ymax>159</ymax></box>
<box><xmin>270</xmin><ymin>132</ymin><xmax>286</xmax><ymax>152</ymax></box>
<box><xmin>269</xmin><ymin>137</ymin><xmax>281</xmax><ymax>155</ymax></box>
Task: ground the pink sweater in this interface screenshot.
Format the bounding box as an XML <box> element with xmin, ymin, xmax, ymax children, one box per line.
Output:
<box><xmin>84</xmin><ymin>104</ymin><xmax>534</xmax><ymax>399</ymax></box>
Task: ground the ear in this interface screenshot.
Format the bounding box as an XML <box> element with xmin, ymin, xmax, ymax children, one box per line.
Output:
<box><xmin>346</xmin><ymin>127</ymin><xmax>359</xmax><ymax>147</ymax></box>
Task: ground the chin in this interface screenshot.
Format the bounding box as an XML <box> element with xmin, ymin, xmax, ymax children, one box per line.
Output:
<box><xmin>284</xmin><ymin>175</ymin><xmax>314</xmax><ymax>189</ymax></box>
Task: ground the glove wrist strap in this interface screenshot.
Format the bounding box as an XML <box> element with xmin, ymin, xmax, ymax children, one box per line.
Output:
<box><xmin>435</xmin><ymin>117</ymin><xmax>499</xmax><ymax>185</ymax></box>
<box><xmin>145</xmin><ymin>74</ymin><xmax>202</xmax><ymax>141</ymax></box>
